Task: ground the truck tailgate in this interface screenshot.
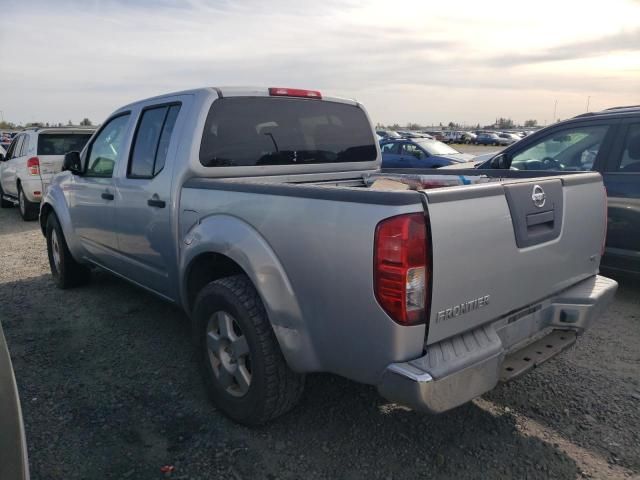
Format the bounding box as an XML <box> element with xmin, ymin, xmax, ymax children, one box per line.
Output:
<box><xmin>423</xmin><ymin>172</ymin><xmax>606</xmax><ymax>345</ymax></box>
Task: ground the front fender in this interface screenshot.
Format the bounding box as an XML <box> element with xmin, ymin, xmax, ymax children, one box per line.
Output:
<box><xmin>180</xmin><ymin>214</ymin><xmax>320</xmax><ymax>372</ymax></box>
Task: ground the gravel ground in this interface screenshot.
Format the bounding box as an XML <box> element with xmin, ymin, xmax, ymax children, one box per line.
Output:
<box><xmin>0</xmin><ymin>206</ymin><xmax>639</xmax><ymax>480</ymax></box>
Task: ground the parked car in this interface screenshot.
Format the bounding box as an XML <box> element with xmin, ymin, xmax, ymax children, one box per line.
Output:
<box><xmin>475</xmin><ymin>132</ymin><xmax>501</xmax><ymax>145</ymax></box>
<box><xmin>376</xmin><ymin>130</ymin><xmax>402</xmax><ymax>140</ymax></box>
<box><xmin>442</xmin><ymin>131</ymin><xmax>462</xmax><ymax>144</ymax></box>
<box><xmin>477</xmin><ymin>105</ymin><xmax>640</xmax><ymax>275</ymax></box>
<box><xmin>423</xmin><ymin>131</ymin><xmax>445</xmax><ymax>141</ymax></box>
<box><xmin>0</xmin><ymin>127</ymin><xmax>94</xmax><ymax>220</ymax></box>
<box><xmin>498</xmin><ymin>133</ymin><xmax>520</xmax><ymax>145</ymax></box>
<box><xmin>380</xmin><ymin>138</ymin><xmax>474</xmax><ymax>168</ymax></box>
<box><xmin>396</xmin><ymin>130</ymin><xmax>431</xmax><ymax>139</ymax></box>
<box><xmin>0</xmin><ymin>322</ymin><xmax>29</xmax><ymax>480</ymax></box>
<box><xmin>41</xmin><ymin>86</ymin><xmax>616</xmax><ymax>426</ymax></box>
<box><xmin>460</xmin><ymin>131</ymin><xmax>477</xmax><ymax>143</ymax></box>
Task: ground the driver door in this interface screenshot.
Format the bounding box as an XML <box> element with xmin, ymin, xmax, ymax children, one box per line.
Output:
<box><xmin>67</xmin><ymin>113</ymin><xmax>132</xmax><ymax>268</ymax></box>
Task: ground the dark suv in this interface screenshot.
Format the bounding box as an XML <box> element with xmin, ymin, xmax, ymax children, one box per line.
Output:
<box><xmin>479</xmin><ymin>105</ymin><xmax>640</xmax><ymax>275</ymax></box>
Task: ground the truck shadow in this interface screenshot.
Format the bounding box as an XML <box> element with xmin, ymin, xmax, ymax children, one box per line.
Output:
<box><xmin>2</xmin><ymin>272</ymin><xmax>582</xmax><ymax>479</ymax></box>
<box><xmin>485</xmin><ymin>273</ymin><xmax>640</xmax><ymax>475</ymax></box>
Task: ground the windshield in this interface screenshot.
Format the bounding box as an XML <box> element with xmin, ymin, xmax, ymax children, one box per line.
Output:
<box><xmin>200</xmin><ymin>97</ymin><xmax>377</xmax><ymax>167</ymax></box>
<box><xmin>416</xmin><ymin>139</ymin><xmax>460</xmax><ymax>155</ymax></box>
<box><xmin>37</xmin><ymin>133</ymin><xmax>93</xmax><ymax>155</ymax></box>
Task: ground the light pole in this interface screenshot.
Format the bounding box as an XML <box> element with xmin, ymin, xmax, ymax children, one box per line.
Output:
<box><xmin>586</xmin><ymin>96</ymin><xmax>591</xmax><ymax>112</ymax></box>
<box><xmin>553</xmin><ymin>100</ymin><xmax>558</xmax><ymax>123</ymax></box>
<box><xmin>0</xmin><ymin>110</ymin><xmax>4</xmax><ymax>123</ymax></box>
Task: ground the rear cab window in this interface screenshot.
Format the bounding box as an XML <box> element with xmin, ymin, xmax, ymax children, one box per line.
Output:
<box><xmin>199</xmin><ymin>97</ymin><xmax>376</xmax><ymax>167</ymax></box>
<box><xmin>37</xmin><ymin>133</ymin><xmax>93</xmax><ymax>156</ymax></box>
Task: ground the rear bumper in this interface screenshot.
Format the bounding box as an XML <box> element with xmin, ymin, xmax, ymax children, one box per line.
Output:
<box><xmin>376</xmin><ymin>275</ymin><xmax>617</xmax><ymax>413</ymax></box>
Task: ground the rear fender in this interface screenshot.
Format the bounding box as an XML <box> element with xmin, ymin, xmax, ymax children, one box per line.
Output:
<box><xmin>180</xmin><ymin>214</ymin><xmax>319</xmax><ymax>372</ymax></box>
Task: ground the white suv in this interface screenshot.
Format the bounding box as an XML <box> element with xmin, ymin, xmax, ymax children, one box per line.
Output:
<box><xmin>0</xmin><ymin>128</ymin><xmax>94</xmax><ymax>220</ymax></box>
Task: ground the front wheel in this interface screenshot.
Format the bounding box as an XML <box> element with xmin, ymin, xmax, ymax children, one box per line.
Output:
<box><xmin>193</xmin><ymin>275</ymin><xmax>305</xmax><ymax>425</ymax></box>
<box><xmin>18</xmin><ymin>187</ymin><xmax>38</xmax><ymax>221</ymax></box>
<box><xmin>46</xmin><ymin>213</ymin><xmax>91</xmax><ymax>288</ymax></box>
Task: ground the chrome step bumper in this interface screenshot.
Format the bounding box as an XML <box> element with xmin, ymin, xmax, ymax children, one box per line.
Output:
<box><xmin>377</xmin><ymin>275</ymin><xmax>617</xmax><ymax>414</ymax></box>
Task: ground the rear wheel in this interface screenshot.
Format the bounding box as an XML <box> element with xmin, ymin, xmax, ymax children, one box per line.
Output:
<box><xmin>193</xmin><ymin>274</ymin><xmax>305</xmax><ymax>425</ymax></box>
<box><xmin>46</xmin><ymin>213</ymin><xmax>91</xmax><ymax>288</ymax></box>
<box><xmin>18</xmin><ymin>186</ymin><xmax>38</xmax><ymax>221</ymax></box>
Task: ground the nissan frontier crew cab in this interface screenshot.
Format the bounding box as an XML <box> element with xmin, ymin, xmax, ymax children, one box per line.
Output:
<box><xmin>40</xmin><ymin>87</ymin><xmax>617</xmax><ymax>425</ymax></box>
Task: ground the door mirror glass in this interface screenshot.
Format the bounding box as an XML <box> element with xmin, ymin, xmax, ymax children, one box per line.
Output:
<box><xmin>489</xmin><ymin>153</ymin><xmax>509</xmax><ymax>169</ymax></box>
<box><xmin>63</xmin><ymin>151</ymin><xmax>82</xmax><ymax>174</ymax></box>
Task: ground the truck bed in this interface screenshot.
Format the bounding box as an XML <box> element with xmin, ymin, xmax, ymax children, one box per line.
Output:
<box><xmin>183</xmin><ymin>168</ymin><xmax>605</xmax><ymax>354</ymax></box>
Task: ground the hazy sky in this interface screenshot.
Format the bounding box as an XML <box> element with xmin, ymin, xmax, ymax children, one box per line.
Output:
<box><xmin>1</xmin><ymin>0</ymin><xmax>639</xmax><ymax>126</ymax></box>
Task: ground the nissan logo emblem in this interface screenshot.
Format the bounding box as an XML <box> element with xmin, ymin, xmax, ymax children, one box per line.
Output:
<box><xmin>532</xmin><ymin>185</ymin><xmax>546</xmax><ymax>208</ymax></box>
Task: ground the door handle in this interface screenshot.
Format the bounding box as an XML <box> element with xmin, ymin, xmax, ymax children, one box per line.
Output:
<box><xmin>101</xmin><ymin>192</ymin><xmax>114</xmax><ymax>201</ymax></box>
<box><xmin>147</xmin><ymin>197</ymin><xmax>166</xmax><ymax>208</ymax></box>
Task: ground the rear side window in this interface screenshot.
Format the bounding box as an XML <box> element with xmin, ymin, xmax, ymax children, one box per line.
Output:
<box><xmin>37</xmin><ymin>134</ymin><xmax>93</xmax><ymax>155</ymax></box>
<box><xmin>199</xmin><ymin>97</ymin><xmax>377</xmax><ymax>167</ymax></box>
<box><xmin>615</xmin><ymin>124</ymin><xmax>640</xmax><ymax>172</ymax></box>
<box><xmin>19</xmin><ymin>136</ymin><xmax>30</xmax><ymax>156</ymax></box>
<box><xmin>129</xmin><ymin>104</ymin><xmax>181</xmax><ymax>178</ymax></box>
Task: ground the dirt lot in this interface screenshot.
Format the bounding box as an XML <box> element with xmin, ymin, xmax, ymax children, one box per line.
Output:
<box><xmin>1</xmin><ymin>206</ymin><xmax>639</xmax><ymax>480</ymax></box>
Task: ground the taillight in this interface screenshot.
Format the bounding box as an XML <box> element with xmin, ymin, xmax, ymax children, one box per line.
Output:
<box><xmin>27</xmin><ymin>157</ymin><xmax>40</xmax><ymax>176</ymax></box>
<box><xmin>268</xmin><ymin>87</ymin><xmax>322</xmax><ymax>99</ymax></box>
<box><xmin>374</xmin><ymin>213</ymin><xmax>430</xmax><ymax>326</ymax></box>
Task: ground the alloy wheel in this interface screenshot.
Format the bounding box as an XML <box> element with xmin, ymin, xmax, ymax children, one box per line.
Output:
<box><xmin>206</xmin><ymin>311</ymin><xmax>252</xmax><ymax>397</ymax></box>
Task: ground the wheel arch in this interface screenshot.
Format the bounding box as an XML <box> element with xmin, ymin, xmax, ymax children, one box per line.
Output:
<box><xmin>181</xmin><ymin>214</ymin><xmax>320</xmax><ymax>372</ymax></box>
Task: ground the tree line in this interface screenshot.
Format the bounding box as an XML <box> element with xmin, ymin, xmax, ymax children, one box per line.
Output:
<box><xmin>0</xmin><ymin>118</ymin><xmax>94</xmax><ymax>129</ymax></box>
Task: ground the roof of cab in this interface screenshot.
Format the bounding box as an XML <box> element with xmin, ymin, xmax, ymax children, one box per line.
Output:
<box><xmin>117</xmin><ymin>86</ymin><xmax>358</xmax><ymax>111</ymax></box>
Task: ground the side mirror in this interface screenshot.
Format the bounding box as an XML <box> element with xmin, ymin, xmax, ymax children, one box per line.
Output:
<box><xmin>63</xmin><ymin>151</ymin><xmax>82</xmax><ymax>174</ymax></box>
<box><xmin>489</xmin><ymin>153</ymin><xmax>510</xmax><ymax>169</ymax></box>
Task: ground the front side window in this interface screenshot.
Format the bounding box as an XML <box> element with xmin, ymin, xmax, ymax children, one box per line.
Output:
<box><xmin>199</xmin><ymin>97</ymin><xmax>376</xmax><ymax>167</ymax></box>
<box><xmin>615</xmin><ymin>124</ymin><xmax>640</xmax><ymax>172</ymax></box>
<box><xmin>402</xmin><ymin>143</ymin><xmax>425</xmax><ymax>159</ymax></box>
<box><xmin>510</xmin><ymin>125</ymin><xmax>608</xmax><ymax>171</ymax></box>
<box><xmin>86</xmin><ymin>114</ymin><xmax>131</xmax><ymax>177</ymax></box>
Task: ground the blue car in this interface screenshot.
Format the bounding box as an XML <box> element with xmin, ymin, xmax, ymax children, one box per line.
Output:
<box><xmin>474</xmin><ymin>133</ymin><xmax>501</xmax><ymax>145</ymax></box>
<box><xmin>380</xmin><ymin>138</ymin><xmax>474</xmax><ymax>168</ymax></box>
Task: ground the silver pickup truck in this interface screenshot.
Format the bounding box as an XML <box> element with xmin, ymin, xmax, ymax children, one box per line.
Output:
<box><xmin>40</xmin><ymin>87</ymin><xmax>617</xmax><ymax>425</ymax></box>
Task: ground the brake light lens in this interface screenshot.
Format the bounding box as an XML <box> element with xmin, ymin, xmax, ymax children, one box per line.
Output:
<box><xmin>268</xmin><ymin>87</ymin><xmax>322</xmax><ymax>99</ymax></box>
<box><xmin>374</xmin><ymin>213</ymin><xmax>430</xmax><ymax>326</ymax></box>
<box><xmin>27</xmin><ymin>157</ymin><xmax>40</xmax><ymax>176</ymax></box>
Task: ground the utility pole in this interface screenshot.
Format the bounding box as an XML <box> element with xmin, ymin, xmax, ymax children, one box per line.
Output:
<box><xmin>586</xmin><ymin>96</ymin><xmax>591</xmax><ymax>112</ymax></box>
<box><xmin>0</xmin><ymin>110</ymin><xmax>4</xmax><ymax>122</ymax></box>
<box><xmin>553</xmin><ymin>100</ymin><xmax>558</xmax><ymax>123</ymax></box>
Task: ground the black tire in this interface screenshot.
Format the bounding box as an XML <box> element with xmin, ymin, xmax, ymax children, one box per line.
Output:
<box><xmin>193</xmin><ymin>274</ymin><xmax>304</xmax><ymax>425</ymax></box>
<box><xmin>46</xmin><ymin>213</ymin><xmax>91</xmax><ymax>289</ymax></box>
<box><xmin>18</xmin><ymin>186</ymin><xmax>38</xmax><ymax>221</ymax></box>
<box><xmin>0</xmin><ymin>184</ymin><xmax>12</xmax><ymax>208</ymax></box>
